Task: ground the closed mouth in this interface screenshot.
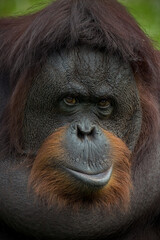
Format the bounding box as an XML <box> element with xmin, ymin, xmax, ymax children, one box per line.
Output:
<box><xmin>65</xmin><ymin>166</ymin><xmax>113</xmax><ymax>187</ymax></box>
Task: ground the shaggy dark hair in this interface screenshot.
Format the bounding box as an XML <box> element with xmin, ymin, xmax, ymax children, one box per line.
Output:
<box><xmin>0</xmin><ymin>0</ymin><xmax>159</xmax><ymax>160</ymax></box>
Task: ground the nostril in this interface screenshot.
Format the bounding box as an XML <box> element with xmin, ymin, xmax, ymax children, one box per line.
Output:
<box><xmin>89</xmin><ymin>127</ymin><xmax>95</xmax><ymax>137</ymax></box>
<box><xmin>77</xmin><ymin>124</ymin><xmax>96</xmax><ymax>139</ymax></box>
<box><xmin>77</xmin><ymin>125</ymin><xmax>85</xmax><ymax>139</ymax></box>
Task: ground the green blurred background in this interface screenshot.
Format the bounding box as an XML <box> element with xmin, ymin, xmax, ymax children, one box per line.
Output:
<box><xmin>0</xmin><ymin>0</ymin><xmax>160</xmax><ymax>48</ymax></box>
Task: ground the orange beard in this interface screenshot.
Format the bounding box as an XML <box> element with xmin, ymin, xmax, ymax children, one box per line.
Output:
<box><xmin>29</xmin><ymin>126</ymin><xmax>131</xmax><ymax>211</ymax></box>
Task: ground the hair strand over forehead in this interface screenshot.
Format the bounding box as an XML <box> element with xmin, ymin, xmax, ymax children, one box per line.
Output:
<box><xmin>0</xmin><ymin>0</ymin><xmax>159</xmax><ymax>157</ymax></box>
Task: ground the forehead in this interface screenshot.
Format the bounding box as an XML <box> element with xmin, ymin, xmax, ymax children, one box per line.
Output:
<box><xmin>39</xmin><ymin>47</ymin><xmax>135</xmax><ymax>95</ymax></box>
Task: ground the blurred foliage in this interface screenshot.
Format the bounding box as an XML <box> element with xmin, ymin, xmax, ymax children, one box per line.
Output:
<box><xmin>0</xmin><ymin>0</ymin><xmax>49</xmax><ymax>16</ymax></box>
<box><xmin>0</xmin><ymin>0</ymin><xmax>159</xmax><ymax>47</ymax></box>
<box><xmin>120</xmin><ymin>0</ymin><xmax>160</xmax><ymax>48</ymax></box>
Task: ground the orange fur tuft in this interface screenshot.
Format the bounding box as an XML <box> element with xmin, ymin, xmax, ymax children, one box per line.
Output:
<box><xmin>29</xmin><ymin>126</ymin><xmax>131</xmax><ymax>211</ymax></box>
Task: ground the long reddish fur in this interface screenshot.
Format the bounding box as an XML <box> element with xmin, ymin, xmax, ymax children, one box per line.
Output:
<box><xmin>29</xmin><ymin>126</ymin><xmax>131</xmax><ymax>210</ymax></box>
<box><xmin>0</xmin><ymin>0</ymin><xmax>159</xmax><ymax>210</ymax></box>
<box><xmin>0</xmin><ymin>0</ymin><xmax>159</xmax><ymax>158</ymax></box>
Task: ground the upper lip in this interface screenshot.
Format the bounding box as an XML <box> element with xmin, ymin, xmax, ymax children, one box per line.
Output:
<box><xmin>64</xmin><ymin>166</ymin><xmax>113</xmax><ymax>187</ymax></box>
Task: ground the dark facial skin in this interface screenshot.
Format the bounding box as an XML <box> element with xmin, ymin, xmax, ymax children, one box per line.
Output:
<box><xmin>23</xmin><ymin>47</ymin><xmax>141</xmax><ymax>189</ymax></box>
<box><xmin>24</xmin><ymin>47</ymin><xmax>141</xmax><ymax>151</ymax></box>
<box><xmin>0</xmin><ymin>47</ymin><xmax>160</xmax><ymax>240</ymax></box>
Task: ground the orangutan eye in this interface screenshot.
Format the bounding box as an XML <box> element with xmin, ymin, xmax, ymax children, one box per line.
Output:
<box><xmin>98</xmin><ymin>99</ymin><xmax>111</xmax><ymax>109</ymax></box>
<box><xmin>63</xmin><ymin>96</ymin><xmax>78</xmax><ymax>106</ymax></box>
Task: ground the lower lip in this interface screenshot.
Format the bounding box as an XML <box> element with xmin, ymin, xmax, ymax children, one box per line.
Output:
<box><xmin>65</xmin><ymin>166</ymin><xmax>113</xmax><ymax>187</ymax></box>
